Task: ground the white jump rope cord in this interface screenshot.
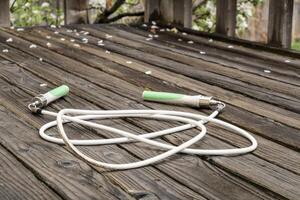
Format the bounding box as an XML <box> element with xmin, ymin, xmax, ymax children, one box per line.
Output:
<box><xmin>39</xmin><ymin>109</ymin><xmax>257</xmax><ymax>170</ymax></box>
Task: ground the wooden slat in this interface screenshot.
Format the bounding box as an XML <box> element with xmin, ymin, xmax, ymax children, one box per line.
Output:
<box><xmin>216</xmin><ymin>0</ymin><xmax>237</xmax><ymax>37</ymax></box>
<box><xmin>173</xmin><ymin>0</ymin><xmax>192</xmax><ymax>28</ymax></box>
<box><xmin>64</xmin><ymin>0</ymin><xmax>88</xmax><ymax>24</ymax></box>
<box><xmin>0</xmin><ymin>35</ymin><xmax>285</xmax><ymax>200</ymax></box>
<box><xmin>33</xmin><ymin>25</ymin><xmax>300</xmax><ymax>173</ymax></box>
<box><xmin>159</xmin><ymin>0</ymin><xmax>174</xmax><ymax>23</ymax></box>
<box><xmin>3</xmin><ymin>26</ymin><xmax>300</xmax><ymax>151</ymax></box>
<box><xmin>115</xmin><ymin>25</ymin><xmax>300</xmax><ymax>90</ymax></box>
<box><xmin>0</xmin><ymin>0</ymin><xmax>10</xmax><ymax>27</ymax></box>
<box><xmin>1</xmin><ymin>28</ymin><xmax>300</xmax><ymax>199</ymax></box>
<box><xmin>144</xmin><ymin>0</ymin><xmax>192</xmax><ymax>28</ymax></box>
<box><xmin>137</xmin><ymin>23</ymin><xmax>300</xmax><ymax>74</ymax></box>
<box><xmin>0</xmin><ymin>59</ymin><xmax>271</xmax><ymax>200</ymax></box>
<box><xmin>133</xmin><ymin>25</ymin><xmax>300</xmax><ymax>86</ymax></box>
<box><xmin>0</xmin><ymin>85</ymin><xmax>130</xmax><ymax>199</ymax></box>
<box><xmin>144</xmin><ymin>0</ymin><xmax>160</xmax><ymax>22</ymax></box>
<box><xmin>0</xmin><ymin>104</ymin><xmax>131</xmax><ymax>200</ymax></box>
<box><xmin>0</xmin><ymin>62</ymin><xmax>208</xmax><ymax>200</ymax></box>
<box><xmin>87</xmin><ymin>25</ymin><xmax>300</xmax><ymax>113</ymax></box>
<box><xmin>268</xmin><ymin>0</ymin><xmax>294</xmax><ymax>48</ymax></box>
<box><xmin>18</xmin><ymin>25</ymin><xmax>300</xmax><ymax>175</ymax></box>
<box><xmin>35</xmin><ymin>25</ymin><xmax>300</xmax><ymax>131</ymax></box>
<box><xmin>0</xmin><ymin>141</ymin><xmax>62</xmax><ymax>200</ymax></box>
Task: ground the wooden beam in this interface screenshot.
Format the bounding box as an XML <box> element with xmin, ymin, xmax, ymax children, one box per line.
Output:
<box><xmin>216</xmin><ymin>0</ymin><xmax>237</xmax><ymax>37</ymax></box>
<box><xmin>0</xmin><ymin>0</ymin><xmax>10</xmax><ymax>27</ymax></box>
<box><xmin>64</xmin><ymin>0</ymin><xmax>88</xmax><ymax>24</ymax></box>
<box><xmin>160</xmin><ymin>0</ymin><xmax>175</xmax><ymax>23</ymax></box>
<box><xmin>144</xmin><ymin>0</ymin><xmax>160</xmax><ymax>22</ymax></box>
<box><xmin>144</xmin><ymin>0</ymin><xmax>192</xmax><ymax>28</ymax></box>
<box><xmin>173</xmin><ymin>0</ymin><xmax>192</xmax><ymax>28</ymax></box>
<box><xmin>268</xmin><ymin>0</ymin><xmax>294</xmax><ymax>48</ymax></box>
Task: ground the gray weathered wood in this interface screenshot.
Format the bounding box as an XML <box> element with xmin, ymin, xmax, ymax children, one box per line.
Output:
<box><xmin>0</xmin><ymin>45</ymin><xmax>281</xmax><ymax>200</ymax></box>
<box><xmin>159</xmin><ymin>0</ymin><xmax>174</xmax><ymax>23</ymax></box>
<box><xmin>268</xmin><ymin>0</ymin><xmax>294</xmax><ymax>48</ymax></box>
<box><xmin>144</xmin><ymin>0</ymin><xmax>192</xmax><ymax>28</ymax></box>
<box><xmin>173</xmin><ymin>0</ymin><xmax>192</xmax><ymax>28</ymax></box>
<box><xmin>0</xmin><ymin>142</ymin><xmax>62</xmax><ymax>200</ymax></box>
<box><xmin>64</xmin><ymin>0</ymin><xmax>88</xmax><ymax>24</ymax></box>
<box><xmin>216</xmin><ymin>0</ymin><xmax>237</xmax><ymax>37</ymax></box>
<box><xmin>2</xmin><ymin>25</ymin><xmax>300</xmax><ymax>199</ymax></box>
<box><xmin>0</xmin><ymin>0</ymin><xmax>10</xmax><ymax>27</ymax></box>
<box><xmin>144</xmin><ymin>0</ymin><xmax>160</xmax><ymax>22</ymax></box>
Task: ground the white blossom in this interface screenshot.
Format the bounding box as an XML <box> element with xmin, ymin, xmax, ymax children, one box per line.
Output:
<box><xmin>41</xmin><ymin>2</ymin><xmax>50</xmax><ymax>8</ymax></box>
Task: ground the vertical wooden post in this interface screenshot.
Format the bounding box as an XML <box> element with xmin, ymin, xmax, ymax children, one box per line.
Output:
<box><xmin>173</xmin><ymin>0</ymin><xmax>192</xmax><ymax>28</ymax></box>
<box><xmin>0</xmin><ymin>0</ymin><xmax>10</xmax><ymax>27</ymax></box>
<box><xmin>144</xmin><ymin>0</ymin><xmax>192</xmax><ymax>28</ymax></box>
<box><xmin>64</xmin><ymin>0</ymin><xmax>89</xmax><ymax>24</ymax></box>
<box><xmin>160</xmin><ymin>0</ymin><xmax>175</xmax><ymax>23</ymax></box>
<box><xmin>144</xmin><ymin>0</ymin><xmax>160</xmax><ymax>22</ymax></box>
<box><xmin>216</xmin><ymin>0</ymin><xmax>237</xmax><ymax>37</ymax></box>
<box><xmin>268</xmin><ymin>0</ymin><xmax>294</xmax><ymax>48</ymax></box>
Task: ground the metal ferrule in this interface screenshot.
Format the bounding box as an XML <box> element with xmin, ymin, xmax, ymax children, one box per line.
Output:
<box><xmin>197</xmin><ymin>96</ymin><xmax>213</xmax><ymax>107</ymax></box>
<box><xmin>28</xmin><ymin>95</ymin><xmax>47</xmax><ymax>113</ymax></box>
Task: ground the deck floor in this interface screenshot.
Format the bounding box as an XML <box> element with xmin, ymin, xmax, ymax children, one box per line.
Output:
<box><xmin>0</xmin><ymin>24</ymin><xmax>299</xmax><ymax>200</ymax></box>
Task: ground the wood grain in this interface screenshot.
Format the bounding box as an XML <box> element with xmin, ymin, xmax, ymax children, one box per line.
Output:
<box><xmin>0</xmin><ymin>25</ymin><xmax>300</xmax><ymax>199</ymax></box>
<box><xmin>0</xmin><ymin>62</ymin><xmax>208</xmax><ymax>200</ymax></box>
<box><xmin>0</xmin><ymin>31</ymin><xmax>299</xmax><ymax>199</ymax></box>
<box><xmin>268</xmin><ymin>0</ymin><xmax>294</xmax><ymax>48</ymax></box>
<box><xmin>6</xmin><ymin>26</ymin><xmax>300</xmax><ymax>150</ymax></box>
<box><xmin>68</xmin><ymin>25</ymin><xmax>300</xmax><ymax>113</ymax></box>
<box><xmin>0</xmin><ymin>47</ymin><xmax>276</xmax><ymax>200</ymax></box>
<box><xmin>0</xmin><ymin>87</ymin><xmax>131</xmax><ymax>200</ymax></box>
<box><xmin>0</xmin><ymin>142</ymin><xmax>62</xmax><ymax>200</ymax></box>
<box><xmin>216</xmin><ymin>0</ymin><xmax>236</xmax><ymax>37</ymax></box>
<box><xmin>0</xmin><ymin>0</ymin><xmax>10</xmax><ymax>27</ymax></box>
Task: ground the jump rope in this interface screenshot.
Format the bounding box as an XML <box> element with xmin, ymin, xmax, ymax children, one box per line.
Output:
<box><xmin>28</xmin><ymin>85</ymin><xmax>257</xmax><ymax>170</ymax></box>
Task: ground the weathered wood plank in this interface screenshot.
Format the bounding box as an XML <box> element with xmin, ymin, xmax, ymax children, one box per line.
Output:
<box><xmin>126</xmin><ymin>25</ymin><xmax>300</xmax><ymax>86</ymax></box>
<box><xmin>2</xmin><ymin>27</ymin><xmax>300</xmax><ymax>151</ymax></box>
<box><xmin>144</xmin><ymin>0</ymin><xmax>160</xmax><ymax>22</ymax></box>
<box><xmin>0</xmin><ymin>0</ymin><xmax>10</xmax><ymax>27</ymax></box>
<box><xmin>0</xmin><ymin>63</ymin><xmax>208</xmax><ymax>200</ymax></box>
<box><xmin>216</xmin><ymin>0</ymin><xmax>237</xmax><ymax>37</ymax></box>
<box><xmin>64</xmin><ymin>0</ymin><xmax>88</xmax><ymax>24</ymax></box>
<box><xmin>74</xmin><ymin>25</ymin><xmax>300</xmax><ymax>114</ymax></box>
<box><xmin>144</xmin><ymin>0</ymin><xmax>192</xmax><ymax>28</ymax></box>
<box><xmin>134</xmin><ymin>24</ymin><xmax>300</xmax><ymax>80</ymax></box>
<box><xmin>268</xmin><ymin>0</ymin><xmax>294</xmax><ymax>48</ymax></box>
<box><xmin>0</xmin><ymin>40</ymin><xmax>278</xmax><ymax>200</ymax></box>
<box><xmin>26</xmin><ymin>26</ymin><xmax>300</xmax><ymax>131</ymax></box>
<box><xmin>158</xmin><ymin>0</ymin><xmax>174</xmax><ymax>23</ymax></box>
<box><xmin>173</xmin><ymin>0</ymin><xmax>192</xmax><ymax>28</ymax></box>
<box><xmin>0</xmin><ymin>143</ymin><xmax>62</xmax><ymax>200</ymax></box>
<box><xmin>0</xmin><ymin>30</ymin><xmax>299</xmax><ymax>199</ymax></box>
<box><xmin>0</xmin><ymin>62</ymin><xmax>274</xmax><ymax>199</ymax></box>
<box><xmin>0</xmin><ymin>88</ymin><xmax>131</xmax><ymax>200</ymax></box>
<box><xmin>19</xmin><ymin>26</ymin><xmax>300</xmax><ymax>175</ymax></box>
<box><xmin>1</xmin><ymin>49</ymin><xmax>299</xmax><ymax>200</ymax></box>
<box><xmin>106</xmin><ymin>25</ymin><xmax>300</xmax><ymax>97</ymax></box>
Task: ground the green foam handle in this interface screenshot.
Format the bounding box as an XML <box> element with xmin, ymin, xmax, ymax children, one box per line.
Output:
<box><xmin>142</xmin><ymin>91</ymin><xmax>185</xmax><ymax>101</ymax></box>
<box><xmin>49</xmin><ymin>85</ymin><xmax>69</xmax><ymax>97</ymax></box>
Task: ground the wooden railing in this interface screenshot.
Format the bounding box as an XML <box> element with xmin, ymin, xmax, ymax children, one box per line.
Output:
<box><xmin>0</xmin><ymin>0</ymin><xmax>294</xmax><ymax>48</ymax></box>
<box><xmin>145</xmin><ymin>0</ymin><xmax>294</xmax><ymax>49</ymax></box>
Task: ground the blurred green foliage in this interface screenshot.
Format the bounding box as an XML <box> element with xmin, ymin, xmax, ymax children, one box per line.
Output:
<box><xmin>192</xmin><ymin>0</ymin><xmax>264</xmax><ymax>35</ymax></box>
<box><xmin>292</xmin><ymin>39</ymin><xmax>300</xmax><ymax>51</ymax></box>
<box><xmin>11</xmin><ymin>0</ymin><xmax>63</xmax><ymax>26</ymax></box>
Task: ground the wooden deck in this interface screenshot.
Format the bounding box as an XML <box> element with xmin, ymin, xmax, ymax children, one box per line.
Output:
<box><xmin>0</xmin><ymin>24</ymin><xmax>299</xmax><ymax>200</ymax></box>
